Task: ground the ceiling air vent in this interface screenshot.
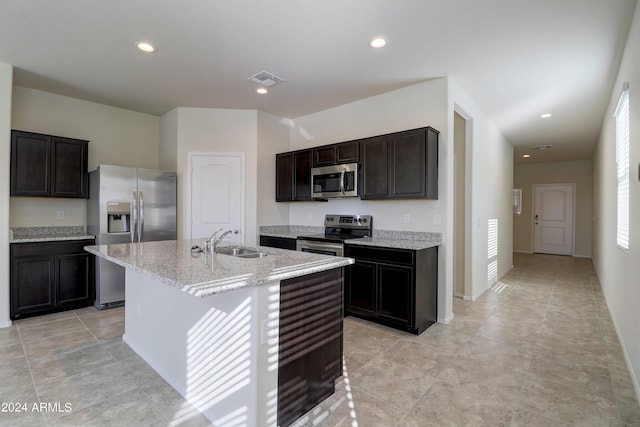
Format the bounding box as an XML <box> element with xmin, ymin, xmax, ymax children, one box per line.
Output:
<box><xmin>247</xmin><ymin>71</ymin><xmax>285</xmax><ymax>88</ymax></box>
<box><xmin>532</xmin><ymin>145</ymin><xmax>553</xmax><ymax>150</ymax></box>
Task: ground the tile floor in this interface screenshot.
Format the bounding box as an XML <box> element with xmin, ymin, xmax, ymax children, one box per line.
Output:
<box><xmin>1</xmin><ymin>253</ymin><xmax>639</xmax><ymax>426</ymax></box>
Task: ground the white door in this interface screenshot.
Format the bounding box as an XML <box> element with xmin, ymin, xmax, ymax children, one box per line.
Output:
<box><xmin>533</xmin><ymin>184</ymin><xmax>574</xmax><ymax>255</ymax></box>
<box><xmin>188</xmin><ymin>152</ymin><xmax>244</xmax><ymax>245</ymax></box>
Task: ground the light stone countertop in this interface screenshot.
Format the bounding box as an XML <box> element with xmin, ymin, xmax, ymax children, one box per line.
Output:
<box><xmin>10</xmin><ymin>226</ymin><xmax>95</xmax><ymax>243</ymax></box>
<box><xmin>258</xmin><ymin>225</ymin><xmax>324</xmax><ymax>239</ymax></box>
<box><xmin>85</xmin><ymin>239</ymin><xmax>354</xmax><ymax>298</ymax></box>
<box><xmin>259</xmin><ymin>225</ymin><xmax>442</xmax><ymax>250</ymax></box>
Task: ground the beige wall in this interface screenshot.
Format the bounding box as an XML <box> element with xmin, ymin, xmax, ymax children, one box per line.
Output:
<box><xmin>9</xmin><ymin>86</ymin><xmax>161</xmax><ymax>227</ymax></box>
<box><xmin>513</xmin><ymin>159</ymin><xmax>593</xmax><ymax>257</ymax></box>
<box><xmin>174</xmin><ymin>108</ymin><xmax>258</xmax><ymax>244</ymax></box>
<box><xmin>450</xmin><ymin>80</ymin><xmax>514</xmax><ymax>302</ymax></box>
<box><xmin>285</xmin><ymin>78</ymin><xmax>515</xmax><ymax>320</ymax></box>
<box><xmin>256</xmin><ymin>111</ymin><xmax>291</xmax><ymax>228</ymax></box>
<box><xmin>159</xmin><ymin>108</ymin><xmax>178</xmax><ymax>171</ymax></box>
<box><xmin>593</xmin><ymin>2</ymin><xmax>640</xmax><ymax>401</ymax></box>
<box><xmin>0</xmin><ymin>63</ymin><xmax>13</xmax><ymax>326</ymax></box>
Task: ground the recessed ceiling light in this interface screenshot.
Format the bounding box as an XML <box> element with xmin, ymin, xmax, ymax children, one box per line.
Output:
<box><xmin>522</xmin><ymin>154</ymin><xmax>531</xmax><ymax>158</ymax></box>
<box><xmin>136</xmin><ymin>42</ymin><xmax>156</xmax><ymax>53</ymax></box>
<box><xmin>256</xmin><ymin>87</ymin><xmax>268</xmax><ymax>95</ymax></box>
<box><xmin>370</xmin><ymin>37</ymin><xmax>387</xmax><ymax>48</ymax></box>
<box><xmin>540</xmin><ymin>113</ymin><xmax>552</xmax><ymax>118</ymax></box>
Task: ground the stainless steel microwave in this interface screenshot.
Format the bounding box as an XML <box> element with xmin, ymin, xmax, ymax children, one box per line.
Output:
<box><xmin>311</xmin><ymin>163</ymin><xmax>359</xmax><ymax>198</ymax></box>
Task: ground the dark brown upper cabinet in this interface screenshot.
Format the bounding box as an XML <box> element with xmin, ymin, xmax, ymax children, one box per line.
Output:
<box><xmin>276</xmin><ymin>149</ymin><xmax>312</xmax><ymax>202</ymax></box>
<box><xmin>276</xmin><ymin>152</ymin><xmax>294</xmax><ymax>202</ymax></box>
<box><xmin>312</xmin><ymin>140</ymin><xmax>359</xmax><ymax>167</ymax></box>
<box><xmin>11</xmin><ymin>130</ymin><xmax>89</xmax><ymax>198</ymax></box>
<box><xmin>360</xmin><ymin>127</ymin><xmax>438</xmax><ymax>200</ymax></box>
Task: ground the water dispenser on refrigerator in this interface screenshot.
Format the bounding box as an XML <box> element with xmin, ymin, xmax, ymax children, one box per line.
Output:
<box><xmin>106</xmin><ymin>201</ymin><xmax>131</xmax><ymax>233</ymax></box>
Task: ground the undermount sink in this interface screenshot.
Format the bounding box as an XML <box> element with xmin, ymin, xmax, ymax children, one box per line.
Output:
<box><xmin>215</xmin><ymin>247</ymin><xmax>269</xmax><ymax>258</ymax></box>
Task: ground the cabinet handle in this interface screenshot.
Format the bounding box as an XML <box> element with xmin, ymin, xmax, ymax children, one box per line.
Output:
<box><xmin>139</xmin><ymin>190</ymin><xmax>144</xmax><ymax>241</ymax></box>
<box><xmin>131</xmin><ymin>190</ymin><xmax>138</xmax><ymax>243</ymax></box>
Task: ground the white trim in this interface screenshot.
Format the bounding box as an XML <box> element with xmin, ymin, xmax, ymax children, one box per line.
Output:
<box><xmin>615</xmin><ymin>88</ymin><xmax>630</xmax><ymax>251</ymax></box>
<box><xmin>0</xmin><ymin>320</ymin><xmax>12</xmax><ymax>328</ymax></box>
<box><xmin>439</xmin><ymin>313</ymin><xmax>455</xmax><ymax>324</ymax></box>
<box><xmin>185</xmin><ymin>151</ymin><xmax>246</xmax><ymax>244</ymax></box>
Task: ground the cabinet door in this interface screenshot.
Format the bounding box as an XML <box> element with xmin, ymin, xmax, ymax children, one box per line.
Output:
<box><xmin>335</xmin><ymin>141</ymin><xmax>359</xmax><ymax>163</ymax></box>
<box><xmin>360</xmin><ymin>136</ymin><xmax>390</xmax><ymax>199</ymax></box>
<box><xmin>278</xmin><ymin>268</ymin><xmax>343</xmax><ymax>427</ymax></box>
<box><xmin>313</xmin><ymin>145</ymin><xmax>336</xmax><ymax>166</ymax></box>
<box><xmin>390</xmin><ymin>129</ymin><xmax>426</xmax><ymax>198</ymax></box>
<box><xmin>345</xmin><ymin>260</ymin><xmax>377</xmax><ymax>315</ymax></box>
<box><xmin>293</xmin><ymin>149</ymin><xmax>312</xmax><ymax>200</ymax></box>
<box><xmin>377</xmin><ymin>263</ymin><xmax>414</xmax><ymax>328</ymax></box>
<box><xmin>11</xmin><ymin>257</ymin><xmax>54</xmax><ymax>318</ymax></box>
<box><xmin>10</xmin><ymin>131</ymin><xmax>51</xmax><ymax>196</ymax></box>
<box><xmin>276</xmin><ymin>153</ymin><xmax>294</xmax><ymax>201</ymax></box>
<box><xmin>56</xmin><ymin>253</ymin><xmax>93</xmax><ymax>306</ymax></box>
<box><xmin>51</xmin><ymin>137</ymin><xmax>88</xmax><ymax>198</ymax></box>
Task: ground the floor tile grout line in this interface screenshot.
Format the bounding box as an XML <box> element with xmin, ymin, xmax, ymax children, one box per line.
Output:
<box><xmin>14</xmin><ymin>316</ymin><xmax>50</xmax><ymax>426</ymax></box>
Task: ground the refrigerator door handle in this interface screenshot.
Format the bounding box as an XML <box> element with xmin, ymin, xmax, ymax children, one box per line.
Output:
<box><xmin>131</xmin><ymin>190</ymin><xmax>138</xmax><ymax>243</ymax></box>
<box><xmin>139</xmin><ymin>190</ymin><xmax>144</xmax><ymax>241</ymax></box>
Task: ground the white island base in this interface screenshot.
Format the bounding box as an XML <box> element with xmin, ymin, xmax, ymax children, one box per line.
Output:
<box><xmin>123</xmin><ymin>268</ymin><xmax>280</xmax><ymax>427</ymax></box>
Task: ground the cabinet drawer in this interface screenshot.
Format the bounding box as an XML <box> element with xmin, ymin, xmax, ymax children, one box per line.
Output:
<box><xmin>259</xmin><ymin>235</ymin><xmax>297</xmax><ymax>250</ymax></box>
<box><xmin>345</xmin><ymin>245</ymin><xmax>414</xmax><ymax>265</ymax></box>
<box><xmin>11</xmin><ymin>239</ymin><xmax>95</xmax><ymax>258</ymax></box>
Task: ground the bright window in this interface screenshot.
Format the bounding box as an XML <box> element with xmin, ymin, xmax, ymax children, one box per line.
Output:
<box><xmin>487</xmin><ymin>219</ymin><xmax>498</xmax><ymax>284</ymax></box>
<box><xmin>615</xmin><ymin>87</ymin><xmax>630</xmax><ymax>251</ymax></box>
<box><xmin>513</xmin><ymin>189</ymin><xmax>522</xmax><ymax>215</ymax></box>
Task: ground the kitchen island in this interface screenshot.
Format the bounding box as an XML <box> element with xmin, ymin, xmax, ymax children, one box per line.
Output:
<box><xmin>85</xmin><ymin>239</ymin><xmax>353</xmax><ymax>427</ymax></box>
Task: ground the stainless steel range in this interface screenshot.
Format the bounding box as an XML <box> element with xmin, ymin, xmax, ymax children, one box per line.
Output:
<box><xmin>296</xmin><ymin>214</ymin><xmax>373</xmax><ymax>256</ymax></box>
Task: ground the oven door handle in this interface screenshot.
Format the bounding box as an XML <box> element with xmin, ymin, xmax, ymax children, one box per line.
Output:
<box><xmin>297</xmin><ymin>240</ymin><xmax>343</xmax><ymax>252</ymax></box>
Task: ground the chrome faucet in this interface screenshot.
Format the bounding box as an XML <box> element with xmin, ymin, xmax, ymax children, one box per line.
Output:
<box><xmin>204</xmin><ymin>228</ymin><xmax>239</xmax><ymax>253</ymax></box>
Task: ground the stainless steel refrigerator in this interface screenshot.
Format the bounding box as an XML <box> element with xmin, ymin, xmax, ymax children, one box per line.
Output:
<box><xmin>87</xmin><ymin>165</ymin><xmax>177</xmax><ymax>308</ymax></box>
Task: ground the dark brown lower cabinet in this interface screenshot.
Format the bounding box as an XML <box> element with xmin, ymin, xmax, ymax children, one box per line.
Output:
<box><xmin>259</xmin><ymin>235</ymin><xmax>297</xmax><ymax>251</ymax></box>
<box><xmin>345</xmin><ymin>244</ymin><xmax>437</xmax><ymax>335</ymax></box>
<box><xmin>10</xmin><ymin>239</ymin><xmax>95</xmax><ymax>320</ymax></box>
<box><xmin>278</xmin><ymin>268</ymin><xmax>343</xmax><ymax>427</ymax></box>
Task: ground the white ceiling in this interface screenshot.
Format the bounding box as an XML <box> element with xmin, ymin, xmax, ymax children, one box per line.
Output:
<box><xmin>0</xmin><ymin>0</ymin><xmax>636</xmax><ymax>164</ymax></box>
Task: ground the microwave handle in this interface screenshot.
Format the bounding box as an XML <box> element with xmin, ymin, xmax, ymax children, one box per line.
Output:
<box><xmin>340</xmin><ymin>169</ymin><xmax>345</xmax><ymax>195</ymax></box>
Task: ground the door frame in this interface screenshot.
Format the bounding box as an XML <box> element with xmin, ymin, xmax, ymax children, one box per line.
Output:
<box><xmin>185</xmin><ymin>151</ymin><xmax>246</xmax><ymax>242</ymax></box>
<box><xmin>453</xmin><ymin>106</ymin><xmax>474</xmax><ymax>302</ymax></box>
<box><xmin>531</xmin><ymin>183</ymin><xmax>576</xmax><ymax>255</ymax></box>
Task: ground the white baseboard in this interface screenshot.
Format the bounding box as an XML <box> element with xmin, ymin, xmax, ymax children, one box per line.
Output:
<box><xmin>0</xmin><ymin>320</ymin><xmax>12</xmax><ymax>328</ymax></box>
<box><xmin>438</xmin><ymin>312</ymin><xmax>455</xmax><ymax>324</ymax></box>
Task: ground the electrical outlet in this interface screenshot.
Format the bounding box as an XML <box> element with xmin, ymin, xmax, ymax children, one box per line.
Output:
<box><xmin>306</xmin><ymin>213</ymin><xmax>312</xmax><ymax>222</ymax></box>
<box><xmin>56</xmin><ymin>210</ymin><xmax>65</xmax><ymax>220</ymax></box>
<box><xmin>434</xmin><ymin>214</ymin><xmax>441</xmax><ymax>225</ymax></box>
<box><xmin>403</xmin><ymin>213</ymin><xmax>411</xmax><ymax>224</ymax></box>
